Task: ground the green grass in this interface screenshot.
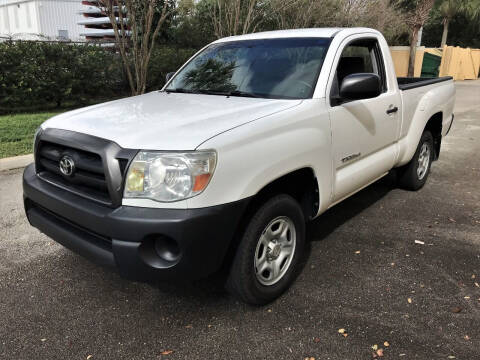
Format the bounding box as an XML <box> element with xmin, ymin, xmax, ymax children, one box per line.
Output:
<box><xmin>0</xmin><ymin>112</ymin><xmax>62</xmax><ymax>158</ymax></box>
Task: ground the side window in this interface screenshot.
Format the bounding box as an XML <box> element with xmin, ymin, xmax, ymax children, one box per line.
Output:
<box><xmin>330</xmin><ymin>38</ymin><xmax>387</xmax><ymax>102</ymax></box>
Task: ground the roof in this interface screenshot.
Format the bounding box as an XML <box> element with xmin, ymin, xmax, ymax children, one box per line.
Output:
<box><xmin>213</xmin><ymin>28</ymin><xmax>379</xmax><ymax>44</ymax></box>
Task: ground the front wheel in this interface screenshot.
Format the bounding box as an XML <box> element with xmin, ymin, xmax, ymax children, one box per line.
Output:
<box><xmin>397</xmin><ymin>130</ymin><xmax>434</xmax><ymax>191</ymax></box>
<box><xmin>225</xmin><ymin>194</ymin><xmax>305</xmax><ymax>305</ymax></box>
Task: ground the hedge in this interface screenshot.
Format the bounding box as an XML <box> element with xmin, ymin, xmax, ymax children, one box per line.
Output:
<box><xmin>0</xmin><ymin>41</ymin><xmax>196</xmax><ymax>113</ymax></box>
<box><xmin>0</xmin><ymin>41</ymin><xmax>123</xmax><ymax>111</ymax></box>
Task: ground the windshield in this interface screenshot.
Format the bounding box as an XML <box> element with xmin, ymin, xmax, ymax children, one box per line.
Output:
<box><xmin>165</xmin><ymin>37</ymin><xmax>331</xmax><ymax>99</ymax></box>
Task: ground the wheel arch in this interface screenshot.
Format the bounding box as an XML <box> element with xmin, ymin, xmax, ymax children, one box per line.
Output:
<box><xmin>424</xmin><ymin>111</ymin><xmax>443</xmax><ymax>160</ymax></box>
<box><xmin>397</xmin><ymin>110</ymin><xmax>443</xmax><ymax>166</ymax></box>
<box><xmin>245</xmin><ymin>167</ymin><xmax>319</xmax><ymax>222</ymax></box>
<box><xmin>220</xmin><ymin>168</ymin><xmax>319</xmax><ymax>273</ymax></box>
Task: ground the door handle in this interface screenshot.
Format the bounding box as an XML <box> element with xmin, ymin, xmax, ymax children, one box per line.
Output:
<box><xmin>386</xmin><ymin>106</ymin><xmax>398</xmax><ymax>114</ymax></box>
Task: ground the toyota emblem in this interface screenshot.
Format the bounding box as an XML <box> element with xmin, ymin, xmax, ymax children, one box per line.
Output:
<box><xmin>59</xmin><ymin>155</ymin><xmax>75</xmax><ymax>176</ymax></box>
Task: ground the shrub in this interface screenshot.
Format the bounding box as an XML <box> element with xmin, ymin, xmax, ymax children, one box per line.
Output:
<box><xmin>0</xmin><ymin>41</ymin><xmax>197</xmax><ymax>113</ymax></box>
<box><xmin>146</xmin><ymin>46</ymin><xmax>197</xmax><ymax>91</ymax></box>
<box><xmin>0</xmin><ymin>41</ymin><xmax>125</xmax><ymax>111</ymax></box>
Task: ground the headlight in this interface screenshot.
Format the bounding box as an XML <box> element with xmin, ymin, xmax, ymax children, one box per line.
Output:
<box><xmin>124</xmin><ymin>150</ymin><xmax>216</xmax><ymax>202</ymax></box>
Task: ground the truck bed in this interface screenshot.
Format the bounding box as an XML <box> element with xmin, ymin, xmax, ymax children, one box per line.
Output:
<box><xmin>397</xmin><ymin>76</ymin><xmax>453</xmax><ymax>90</ymax></box>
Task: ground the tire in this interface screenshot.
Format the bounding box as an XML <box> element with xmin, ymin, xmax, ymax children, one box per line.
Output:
<box><xmin>225</xmin><ymin>194</ymin><xmax>305</xmax><ymax>305</ymax></box>
<box><xmin>398</xmin><ymin>130</ymin><xmax>434</xmax><ymax>191</ymax></box>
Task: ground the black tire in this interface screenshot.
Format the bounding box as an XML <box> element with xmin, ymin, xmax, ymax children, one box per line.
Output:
<box><xmin>398</xmin><ymin>130</ymin><xmax>434</xmax><ymax>191</ymax></box>
<box><xmin>225</xmin><ymin>194</ymin><xmax>305</xmax><ymax>305</ymax></box>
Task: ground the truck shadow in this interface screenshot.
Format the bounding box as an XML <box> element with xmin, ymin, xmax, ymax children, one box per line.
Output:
<box><xmin>306</xmin><ymin>171</ymin><xmax>397</xmax><ymax>242</ymax></box>
<box><xmin>148</xmin><ymin>171</ymin><xmax>399</xmax><ymax>304</ymax></box>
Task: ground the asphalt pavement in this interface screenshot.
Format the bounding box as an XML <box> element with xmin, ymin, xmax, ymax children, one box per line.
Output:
<box><xmin>0</xmin><ymin>81</ymin><xmax>479</xmax><ymax>360</ymax></box>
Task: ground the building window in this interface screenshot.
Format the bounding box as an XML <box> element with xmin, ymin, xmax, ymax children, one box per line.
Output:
<box><xmin>58</xmin><ymin>30</ymin><xmax>69</xmax><ymax>41</ymax></box>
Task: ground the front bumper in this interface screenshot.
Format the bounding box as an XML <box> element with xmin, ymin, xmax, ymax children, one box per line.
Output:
<box><xmin>23</xmin><ymin>164</ymin><xmax>249</xmax><ymax>281</ymax></box>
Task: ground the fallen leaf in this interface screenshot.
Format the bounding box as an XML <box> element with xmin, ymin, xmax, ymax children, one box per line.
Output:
<box><xmin>376</xmin><ymin>349</ymin><xmax>384</xmax><ymax>357</ymax></box>
<box><xmin>414</xmin><ymin>240</ymin><xmax>425</xmax><ymax>245</ymax></box>
<box><xmin>407</xmin><ymin>298</ymin><xmax>412</xmax><ymax>304</ymax></box>
<box><xmin>160</xmin><ymin>350</ymin><xmax>173</xmax><ymax>355</ymax></box>
<box><xmin>384</xmin><ymin>341</ymin><xmax>390</xmax><ymax>347</ymax></box>
<box><xmin>451</xmin><ymin>306</ymin><xmax>463</xmax><ymax>313</ymax></box>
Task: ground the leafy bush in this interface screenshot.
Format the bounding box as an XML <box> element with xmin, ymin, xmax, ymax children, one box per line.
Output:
<box><xmin>146</xmin><ymin>46</ymin><xmax>197</xmax><ymax>91</ymax></box>
<box><xmin>0</xmin><ymin>41</ymin><xmax>125</xmax><ymax>112</ymax></box>
<box><xmin>0</xmin><ymin>41</ymin><xmax>196</xmax><ymax>113</ymax></box>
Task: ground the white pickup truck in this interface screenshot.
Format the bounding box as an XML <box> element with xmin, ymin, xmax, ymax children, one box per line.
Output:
<box><xmin>23</xmin><ymin>28</ymin><xmax>455</xmax><ymax>304</ymax></box>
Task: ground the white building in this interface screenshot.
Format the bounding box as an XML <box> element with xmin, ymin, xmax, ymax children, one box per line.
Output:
<box><xmin>79</xmin><ymin>1</ymin><xmax>129</xmax><ymax>42</ymax></box>
<box><xmin>0</xmin><ymin>0</ymin><xmax>86</xmax><ymax>41</ymax></box>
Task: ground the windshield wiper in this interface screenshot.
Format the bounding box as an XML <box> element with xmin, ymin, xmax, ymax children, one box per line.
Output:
<box><xmin>166</xmin><ymin>88</ymin><xmax>262</xmax><ymax>98</ymax></box>
<box><xmin>196</xmin><ymin>89</ymin><xmax>261</xmax><ymax>98</ymax></box>
<box><xmin>226</xmin><ymin>90</ymin><xmax>261</xmax><ymax>98</ymax></box>
<box><xmin>165</xmin><ymin>88</ymin><xmax>196</xmax><ymax>94</ymax></box>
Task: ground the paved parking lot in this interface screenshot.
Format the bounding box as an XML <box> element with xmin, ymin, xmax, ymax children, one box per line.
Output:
<box><xmin>1</xmin><ymin>81</ymin><xmax>479</xmax><ymax>360</ymax></box>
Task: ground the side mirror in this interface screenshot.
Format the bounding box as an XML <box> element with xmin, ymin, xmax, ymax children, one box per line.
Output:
<box><xmin>166</xmin><ymin>72</ymin><xmax>175</xmax><ymax>83</ymax></box>
<box><xmin>339</xmin><ymin>73</ymin><xmax>381</xmax><ymax>101</ymax></box>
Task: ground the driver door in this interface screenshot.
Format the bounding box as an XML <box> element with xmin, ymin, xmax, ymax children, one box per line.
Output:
<box><xmin>329</xmin><ymin>36</ymin><xmax>401</xmax><ymax>202</ymax></box>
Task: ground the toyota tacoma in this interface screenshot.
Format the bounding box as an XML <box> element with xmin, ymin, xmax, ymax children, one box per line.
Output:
<box><xmin>23</xmin><ymin>28</ymin><xmax>455</xmax><ymax>305</ymax></box>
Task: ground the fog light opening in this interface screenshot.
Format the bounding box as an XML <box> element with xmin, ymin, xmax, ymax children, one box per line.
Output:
<box><xmin>154</xmin><ymin>236</ymin><xmax>181</xmax><ymax>263</ymax></box>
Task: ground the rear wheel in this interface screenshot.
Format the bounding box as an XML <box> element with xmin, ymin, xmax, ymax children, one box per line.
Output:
<box><xmin>225</xmin><ymin>194</ymin><xmax>305</xmax><ymax>305</ymax></box>
<box><xmin>398</xmin><ymin>130</ymin><xmax>434</xmax><ymax>190</ymax></box>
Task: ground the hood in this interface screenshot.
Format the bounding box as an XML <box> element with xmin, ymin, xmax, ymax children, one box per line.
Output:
<box><xmin>43</xmin><ymin>92</ymin><xmax>302</xmax><ymax>150</ymax></box>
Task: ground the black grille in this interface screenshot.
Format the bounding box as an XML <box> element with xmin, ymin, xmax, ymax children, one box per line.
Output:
<box><xmin>37</xmin><ymin>141</ymin><xmax>112</xmax><ymax>204</ymax></box>
<box><xmin>34</xmin><ymin>129</ymin><xmax>137</xmax><ymax>207</ymax></box>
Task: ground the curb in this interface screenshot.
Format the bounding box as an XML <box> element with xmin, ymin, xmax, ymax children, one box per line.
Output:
<box><xmin>0</xmin><ymin>154</ymin><xmax>33</xmax><ymax>172</ymax></box>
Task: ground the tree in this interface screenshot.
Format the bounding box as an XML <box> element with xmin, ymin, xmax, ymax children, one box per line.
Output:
<box><xmin>439</xmin><ymin>0</ymin><xmax>467</xmax><ymax>47</ymax></box>
<box><xmin>211</xmin><ymin>0</ymin><xmax>300</xmax><ymax>38</ymax></box>
<box><xmin>98</xmin><ymin>0</ymin><xmax>172</xmax><ymax>95</ymax></box>
<box><xmin>170</xmin><ymin>0</ymin><xmax>216</xmax><ymax>48</ymax></box>
<box><xmin>395</xmin><ymin>0</ymin><xmax>435</xmax><ymax>77</ymax></box>
<box><xmin>212</xmin><ymin>0</ymin><xmax>262</xmax><ymax>37</ymax></box>
<box><xmin>422</xmin><ymin>0</ymin><xmax>480</xmax><ymax>48</ymax></box>
<box><xmin>268</xmin><ymin>0</ymin><xmax>340</xmax><ymax>29</ymax></box>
